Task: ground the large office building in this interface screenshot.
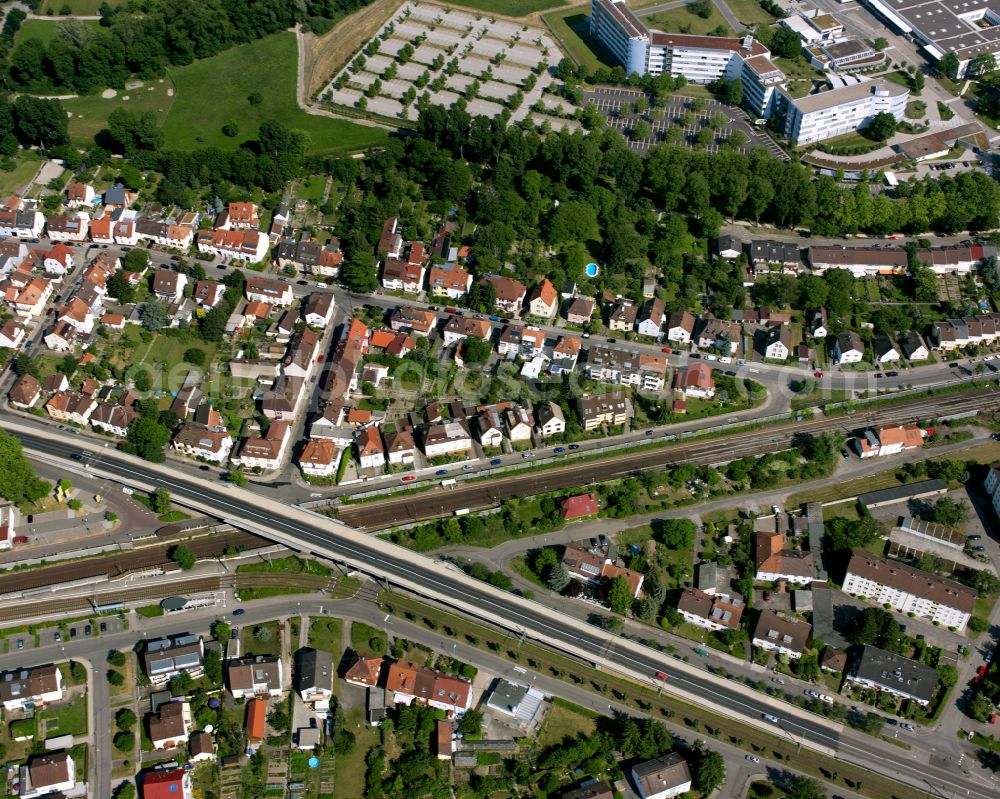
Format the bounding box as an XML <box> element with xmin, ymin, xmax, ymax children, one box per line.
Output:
<box><xmin>590</xmin><ymin>0</ymin><xmax>908</xmax><ymax>143</ymax></box>
<box><xmin>864</xmin><ymin>0</ymin><xmax>1000</xmax><ymax>78</ymax></box>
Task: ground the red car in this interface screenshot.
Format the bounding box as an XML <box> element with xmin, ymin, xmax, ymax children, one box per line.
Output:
<box><xmin>814</xmin><ymin>371</ymin><xmax>824</xmax><ymax>378</ymax></box>
<box><xmin>401</xmin><ymin>475</ymin><xmax>416</xmax><ymax>483</ymax></box>
<box><xmin>655</xmin><ymin>671</ymin><xmax>668</xmax><ymax>680</ymax></box>
<box><xmin>12</xmin><ymin>536</ymin><xmax>28</xmax><ymax>544</ymax></box>
<box><xmin>661</xmin><ymin>347</ymin><xmax>672</xmax><ymax>354</ymax></box>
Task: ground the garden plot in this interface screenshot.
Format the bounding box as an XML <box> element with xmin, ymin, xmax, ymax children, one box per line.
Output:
<box><xmin>323</xmin><ymin>1</ymin><xmax>579</xmax><ymax>127</ymax></box>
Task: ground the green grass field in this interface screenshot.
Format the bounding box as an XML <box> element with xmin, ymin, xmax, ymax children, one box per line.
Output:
<box><xmin>643</xmin><ymin>5</ymin><xmax>733</xmax><ymax>36</ymax></box>
<box><xmin>15</xmin><ymin>18</ymin><xmax>100</xmax><ymax>47</ymax></box>
<box><xmin>443</xmin><ymin>0</ymin><xmax>566</xmax><ymax>14</ymax></box>
<box><xmin>307</xmin><ymin>617</ymin><xmax>342</xmax><ymax>654</ymax></box>
<box><xmin>0</xmin><ymin>154</ymin><xmax>43</xmax><ymax>196</ymax></box>
<box><xmin>40</xmin><ymin>0</ymin><xmax>118</xmax><ymax>13</ymax></box>
<box><xmin>63</xmin><ymin>79</ymin><xmax>175</xmax><ymax>144</ymax></box>
<box><xmin>542</xmin><ymin>6</ymin><xmax>617</xmax><ymax>71</ymax></box>
<box><xmin>40</xmin><ymin>695</ymin><xmax>88</xmax><ymax>737</ymax></box>
<box><xmin>350</xmin><ymin>621</ymin><xmax>387</xmax><ymax>656</ymax></box>
<box><xmin>162</xmin><ymin>32</ymin><xmax>388</xmax><ymax>154</ymax></box>
<box><xmin>724</xmin><ymin>0</ymin><xmax>779</xmax><ymax>27</ymax></box>
<box><xmin>537</xmin><ymin>700</ymin><xmax>596</xmax><ymax>747</ymax></box>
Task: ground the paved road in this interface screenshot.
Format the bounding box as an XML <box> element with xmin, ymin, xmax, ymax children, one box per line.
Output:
<box><xmin>6</xmin><ymin>418</ymin><xmax>1000</xmax><ymax>799</ymax></box>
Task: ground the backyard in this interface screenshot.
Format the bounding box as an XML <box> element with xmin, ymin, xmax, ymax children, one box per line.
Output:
<box><xmin>536</xmin><ymin>699</ymin><xmax>596</xmax><ymax>747</ymax></box>
<box><xmin>162</xmin><ymin>32</ymin><xmax>388</xmax><ymax>154</ymax></box>
<box><xmin>332</xmin><ymin>706</ymin><xmax>380</xmax><ymax>798</ymax></box>
<box><xmin>241</xmin><ymin>620</ymin><xmax>282</xmax><ymax>659</ymax></box>
<box><xmin>39</xmin><ymin>694</ymin><xmax>88</xmax><ymax>738</ymax></box>
<box><xmin>14</xmin><ymin>18</ymin><xmax>100</xmax><ymax>47</ymax></box>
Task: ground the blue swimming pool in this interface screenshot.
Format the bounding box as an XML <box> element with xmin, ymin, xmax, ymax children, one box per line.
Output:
<box><xmin>585</xmin><ymin>262</ymin><xmax>599</xmax><ymax>277</ymax></box>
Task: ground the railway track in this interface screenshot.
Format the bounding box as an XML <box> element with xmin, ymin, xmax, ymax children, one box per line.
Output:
<box><xmin>0</xmin><ymin>530</ymin><xmax>267</xmax><ymax>595</ymax></box>
<box><xmin>0</xmin><ymin>576</ymin><xmax>225</xmax><ymax>623</ymax></box>
<box><xmin>334</xmin><ymin>388</ymin><xmax>1000</xmax><ymax>529</ymax></box>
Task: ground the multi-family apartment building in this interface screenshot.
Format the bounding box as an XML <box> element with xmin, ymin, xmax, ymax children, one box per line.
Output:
<box><xmin>582</xmin><ymin>345</ymin><xmax>668</xmax><ymax>390</ymax></box>
<box><xmin>577</xmin><ymin>392</ymin><xmax>629</xmax><ymax>430</ymax></box>
<box><xmin>0</xmin><ymin>665</ymin><xmax>63</xmax><ymax>711</ymax></box>
<box><xmin>842</xmin><ymin>551</ymin><xmax>975</xmax><ymax>631</ymax></box>
<box><xmin>227</xmin><ymin>655</ymin><xmax>284</xmax><ymax>699</ymax></box>
<box><xmin>845</xmin><ymin>645</ymin><xmax>936</xmax><ymax>706</ymax></box>
<box><xmin>142</xmin><ymin>635</ymin><xmax>204</xmax><ymax>686</ymax></box>
<box><xmin>751</xmin><ymin>610</ymin><xmax>811</xmax><ymax>659</ymax></box>
<box><xmin>676</xmin><ymin>589</ymin><xmax>745</xmax><ymax>632</ymax></box>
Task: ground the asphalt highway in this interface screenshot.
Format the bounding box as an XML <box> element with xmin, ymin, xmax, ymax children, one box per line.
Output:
<box><xmin>334</xmin><ymin>386</ymin><xmax>1000</xmax><ymax>528</ymax></box>
<box><xmin>8</xmin><ymin>426</ymin><xmax>999</xmax><ymax>799</ymax></box>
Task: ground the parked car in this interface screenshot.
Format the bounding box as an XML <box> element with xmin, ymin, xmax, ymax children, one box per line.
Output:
<box><xmin>841</xmin><ymin>449</ymin><xmax>850</xmax><ymax>459</ymax></box>
<box><xmin>814</xmin><ymin>371</ymin><xmax>824</xmax><ymax>378</ymax></box>
<box><xmin>804</xmin><ymin>689</ymin><xmax>819</xmax><ymax>698</ymax></box>
<box><xmin>16</xmin><ymin>639</ymin><xmax>24</xmax><ymax>649</ymax></box>
<box><xmin>12</xmin><ymin>535</ymin><xmax>28</xmax><ymax>544</ymax></box>
<box><xmin>232</xmin><ymin>608</ymin><xmax>246</xmax><ymax>616</ymax></box>
<box><xmin>521</xmin><ymin>452</ymin><xmax>534</xmax><ymax>459</ymax></box>
<box><xmin>489</xmin><ymin>458</ymin><xmax>502</xmax><ymax>466</ymax></box>
<box><xmin>553</xmin><ymin>447</ymin><xmax>565</xmax><ymax>454</ymax></box>
<box><xmin>693</xmin><ymin>648</ymin><xmax>709</xmax><ymax>657</ymax></box>
<box><xmin>568</xmin><ymin>444</ymin><xmax>580</xmax><ymax>450</ymax></box>
<box><xmin>661</xmin><ymin>347</ymin><xmax>672</xmax><ymax>354</ymax></box>
<box><xmin>772</xmin><ymin>677</ymin><xmax>786</xmax><ymax>685</ymax></box>
<box><xmin>655</xmin><ymin>671</ymin><xmax>668</xmax><ymax>680</ymax></box>
<box><xmin>886</xmin><ymin>371</ymin><xmax>899</xmax><ymax>377</ymax></box>
<box><xmin>901</xmin><ymin>722</ymin><xmax>914</xmax><ymax>731</ymax></box>
<box><xmin>462</xmin><ymin>464</ymin><xmax>475</xmax><ymax>471</ymax></box>
<box><xmin>401</xmin><ymin>475</ymin><xmax>416</xmax><ymax>482</ymax></box>
<box><xmin>745</xmin><ymin>755</ymin><xmax>760</xmax><ymax>763</ymax></box>
<box><xmin>435</xmin><ymin>469</ymin><xmax>449</xmax><ymax>476</ymax></box>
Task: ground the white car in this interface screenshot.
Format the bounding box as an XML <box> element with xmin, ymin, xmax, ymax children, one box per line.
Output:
<box><xmin>745</xmin><ymin>755</ymin><xmax>761</xmax><ymax>763</ymax></box>
<box><xmin>703</xmin><ymin>354</ymin><xmax>718</xmax><ymax>361</ymax></box>
<box><xmin>804</xmin><ymin>689</ymin><xmax>819</xmax><ymax>699</ymax></box>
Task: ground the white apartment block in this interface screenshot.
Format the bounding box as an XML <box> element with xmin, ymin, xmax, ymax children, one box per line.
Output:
<box><xmin>590</xmin><ymin>0</ymin><xmax>908</xmax><ymax>142</ymax></box>
<box><xmin>985</xmin><ymin>464</ymin><xmax>1000</xmax><ymax>519</ymax></box>
<box><xmin>842</xmin><ymin>551</ymin><xmax>975</xmax><ymax>631</ymax></box>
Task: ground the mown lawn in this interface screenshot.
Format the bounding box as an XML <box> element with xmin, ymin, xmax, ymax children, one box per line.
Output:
<box><xmin>542</xmin><ymin>6</ymin><xmax>617</xmax><ymax>71</ymax></box>
<box><xmin>307</xmin><ymin>617</ymin><xmax>342</xmax><ymax>654</ymax></box>
<box><xmin>63</xmin><ymin>79</ymin><xmax>175</xmax><ymax>145</ymax></box>
<box><xmin>350</xmin><ymin>621</ymin><xmax>387</xmax><ymax>656</ymax></box>
<box><xmin>162</xmin><ymin>32</ymin><xmax>388</xmax><ymax>154</ymax></box>
<box><xmin>15</xmin><ymin>18</ymin><xmax>97</xmax><ymax>46</ymax></box>
<box><xmin>40</xmin><ymin>0</ymin><xmax>119</xmax><ymax>13</ymax></box>
<box><xmin>333</xmin><ymin>707</ymin><xmax>380</xmax><ymax>798</ymax></box>
<box><xmin>725</xmin><ymin>0</ymin><xmax>779</xmax><ymax>26</ymax></box>
<box><xmin>39</xmin><ymin>694</ymin><xmax>88</xmax><ymax>737</ymax></box>
<box><xmin>537</xmin><ymin>700</ymin><xmax>596</xmax><ymax>747</ymax></box>
<box><xmin>0</xmin><ymin>153</ymin><xmax>43</xmax><ymax>196</ymax></box>
<box><xmin>643</xmin><ymin>5</ymin><xmax>733</xmax><ymax>36</ymax></box>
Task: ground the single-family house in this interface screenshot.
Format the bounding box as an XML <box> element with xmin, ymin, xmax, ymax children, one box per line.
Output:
<box><xmin>899</xmin><ymin>331</ymin><xmax>928</xmax><ymax>361</ymax></box>
<box><xmin>46</xmin><ymin>213</ymin><xmax>90</xmax><ymax>243</ymax></box>
<box><xmin>0</xmin><ymin>665</ymin><xmax>63</xmax><ymax>711</ymax></box>
<box><xmin>528</xmin><ymin>279</ymin><xmax>559</xmax><ymax>319</ymax></box>
<box><xmin>481</xmin><ymin>275</ymin><xmax>527</xmax><ymax>315</ymax></box>
<box><xmin>228</xmin><ymin>655</ymin><xmax>285</xmax><ymax>699</ymax></box>
<box><xmin>873</xmin><ymin>334</ymin><xmax>900</xmax><ymax>364</ymax></box>
<box><xmin>45</xmin><ymin>391</ymin><xmax>96</xmax><ymax>424</ymax></box>
<box><xmin>304</xmin><ymin>292</ymin><xmax>335</xmax><ymax>327</ymax></box>
<box><xmin>577</xmin><ymin>392</ymin><xmax>628</xmax><ymax>430</ymax></box>
<box><xmin>607</xmin><ymin>298</ymin><xmax>637</xmax><ymax>332</ymax></box>
<box><xmin>755</xmin><ymin>530</ymin><xmax>815</xmax><ymax>585</ymax></box>
<box><xmin>385</xmin><ymin>430</ymin><xmax>416</xmax><ymax>466</ymax></box>
<box><xmin>752</xmin><ymin>610</ymin><xmax>811</xmax><ymax>659</ymax></box>
<box><xmin>677</xmin><ymin>589</ymin><xmax>745</xmax><ymax>631</ymax></box>
<box><xmin>855</xmin><ymin>424</ymin><xmax>924</xmax><ymax>458</ymax></box>
<box><xmin>149</xmin><ymin>701</ymin><xmax>193</xmax><ymax>750</ymax></box>
<box><xmin>631</xmin><ymin>753</ymin><xmax>692</xmax><ymax>799</ymax></box>
<box><xmin>246</xmin><ymin>275</ymin><xmax>294</xmax><ymax>306</ymax></box>
<box><xmin>675</xmin><ymin>363</ymin><xmax>715</xmax><ymax>398</ymax></box>
<box><xmin>142</xmin><ymin>768</ymin><xmax>192</xmax><ymax>799</ymax></box>
<box><xmin>833</xmin><ymin>330</ymin><xmax>865</xmax><ymax>364</ymax></box>
<box><xmin>665</xmin><ymin>311</ymin><xmax>695</xmax><ymax>344</ymax></box>
<box><xmin>636</xmin><ymin>298</ymin><xmax>665</xmax><ymax>338</ymax></box>
<box><xmin>565</xmin><ymin>296</ymin><xmax>595</xmax><ymax>325</ymax></box>
<box><xmin>0</xmin><ymin>319</ymin><xmax>26</xmax><ymax>350</ymax></box>
<box><xmin>234</xmin><ymin>419</ymin><xmax>291</xmax><ymax>471</ymax></box>
<box><xmin>19</xmin><ymin>752</ymin><xmax>75</xmax><ymax>799</ymax></box>
<box><xmin>90</xmin><ymin>402</ymin><xmax>137</xmax><ymax>437</ymax></box>
<box><xmin>172</xmin><ymin>424</ymin><xmax>234</xmax><ymax>464</ymax></box>
<box><xmin>151</xmin><ymin>269</ymin><xmax>187</xmax><ymax>303</ymax></box>
<box><xmin>535</xmin><ymin>401</ymin><xmax>566</xmax><ymax>438</ymax></box>
<box><xmin>385</xmin><ymin>661</ymin><xmax>473</xmax><ymax>716</ymax></box>
<box><xmin>299</xmin><ymin>439</ymin><xmax>338</xmax><ymax>477</ymax></box>
<box><xmin>8</xmin><ymin>374</ymin><xmax>41</xmax><ymax>408</ymax></box>
<box><xmin>381</xmin><ymin>257</ymin><xmax>425</xmax><ymax>293</ymax></box>
<box><xmin>356</xmin><ymin>427</ymin><xmax>386</xmax><ymax>470</ymax></box>
<box><xmin>759</xmin><ymin>326</ymin><xmax>791</xmax><ymax>360</ymax></box>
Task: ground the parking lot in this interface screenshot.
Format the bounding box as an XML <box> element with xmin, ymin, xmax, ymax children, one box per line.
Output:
<box><xmin>584</xmin><ymin>86</ymin><xmax>787</xmax><ymax>159</ymax></box>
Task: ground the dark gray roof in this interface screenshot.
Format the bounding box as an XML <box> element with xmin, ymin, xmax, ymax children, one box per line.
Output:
<box><xmin>849</xmin><ymin>646</ymin><xmax>936</xmax><ymax>703</ymax></box>
<box><xmin>295</xmin><ymin>648</ymin><xmax>333</xmax><ymax>693</ymax></box>
<box><xmin>487</xmin><ymin>679</ymin><xmax>529</xmax><ymax>713</ymax></box>
<box><xmin>858</xmin><ymin>479</ymin><xmax>948</xmax><ymax>508</ymax></box>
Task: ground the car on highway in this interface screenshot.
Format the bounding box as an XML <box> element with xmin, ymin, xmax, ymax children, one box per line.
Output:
<box><xmin>490</xmin><ymin>458</ymin><xmax>502</xmax><ymax>466</ymax></box>
<box><xmin>645</xmin><ymin>430</ymin><xmax>653</xmax><ymax>436</ymax></box>
<box><xmin>693</xmin><ymin>648</ymin><xmax>709</xmax><ymax>657</ymax></box>
<box><xmin>568</xmin><ymin>444</ymin><xmax>580</xmax><ymax>450</ymax></box>
<box><xmin>463</xmin><ymin>464</ymin><xmax>475</xmax><ymax>471</ymax></box>
<box><xmin>655</xmin><ymin>671</ymin><xmax>668</xmax><ymax>680</ymax></box>
<box><xmin>745</xmin><ymin>755</ymin><xmax>760</xmax><ymax>763</ymax></box>
<box><xmin>553</xmin><ymin>447</ymin><xmax>565</xmax><ymax>454</ymax></box>
<box><xmin>762</xmin><ymin>714</ymin><xmax>780</xmax><ymax>723</ymax></box>
<box><xmin>435</xmin><ymin>469</ymin><xmax>449</xmax><ymax>476</ymax></box>
<box><xmin>232</xmin><ymin>608</ymin><xmax>245</xmax><ymax>616</ymax></box>
<box><xmin>401</xmin><ymin>475</ymin><xmax>416</xmax><ymax>482</ymax></box>
<box><xmin>522</xmin><ymin>452</ymin><xmax>535</xmax><ymax>459</ymax></box>
<box><xmin>54</xmin><ymin>632</ymin><xmax>61</xmax><ymax>642</ymax></box>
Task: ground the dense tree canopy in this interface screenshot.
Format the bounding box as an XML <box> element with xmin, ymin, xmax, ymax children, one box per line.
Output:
<box><xmin>0</xmin><ymin>429</ymin><xmax>51</xmax><ymax>505</ymax></box>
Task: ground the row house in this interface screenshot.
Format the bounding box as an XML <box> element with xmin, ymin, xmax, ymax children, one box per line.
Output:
<box><xmin>0</xmin><ymin>207</ymin><xmax>45</xmax><ymax>239</ymax></box>
<box><xmin>46</xmin><ymin>212</ymin><xmax>89</xmax><ymax>243</ymax></box>
<box><xmin>234</xmin><ymin>420</ymin><xmax>291</xmax><ymax>471</ymax></box>
<box><xmin>196</xmin><ymin>229</ymin><xmax>268</xmax><ymax>263</ymax></box>
<box><xmin>246</xmin><ymin>275</ymin><xmax>294</xmax><ymax>306</ymax></box>
<box><xmin>931</xmin><ymin>313</ymin><xmax>1000</xmax><ymax>350</ymax></box>
<box><xmin>428</xmin><ymin>262</ymin><xmax>472</xmax><ymax>299</ymax></box>
<box><xmin>0</xmin><ymin>665</ymin><xmax>63</xmax><ymax>711</ymax></box>
<box><xmin>582</xmin><ymin>345</ymin><xmax>668</xmax><ymax>391</ymax></box>
<box><xmin>89</xmin><ymin>216</ymin><xmax>115</xmax><ymax>244</ymax></box>
<box><xmin>283</xmin><ymin>327</ymin><xmax>319</xmax><ymax>381</ymax></box>
<box><xmin>497</xmin><ymin>325</ymin><xmax>546</xmax><ymax>359</ymax></box>
<box><xmin>136</xmin><ymin>219</ymin><xmax>195</xmax><ymax>250</ymax></box>
<box><xmin>527</xmin><ymin>278</ymin><xmax>559</xmax><ymax>319</ymax></box>
<box><xmin>173</xmin><ymin>424</ymin><xmax>234</xmax><ymax>464</ymax></box>
<box><xmin>750</xmin><ymin>240</ymin><xmax>802</xmax><ymax>268</ymax></box>
<box><xmin>916</xmin><ymin>243</ymin><xmax>997</xmax><ymax>274</ymax></box>
<box><xmin>45</xmin><ymin>391</ymin><xmax>96</xmax><ymax>425</ymax></box>
<box><xmin>112</xmin><ymin>218</ymin><xmax>137</xmax><ymax>246</ymax></box>
<box><xmin>90</xmin><ymin>402</ymin><xmax>137</xmax><ymax>437</ymax></box>
<box><xmin>481</xmin><ymin>274</ymin><xmax>527</xmax><ymax>315</ymax></box>
<box><xmin>636</xmin><ymin>297</ymin><xmax>665</xmax><ymax>338</ymax></box>
<box><xmin>274</xmin><ymin>238</ymin><xmax>343</xmax><ymax>277</ymax></box>
<box><xmin>666</xmin><ymin>311</ymin><xmax>696</xmax><ymax>344</ymax></box>
<box><xmin>808</xmin><ymin>246</ymin><xmax>907</xmax><ymax>277</ymax></box>
<box><xmin>676</xmin><ymin>589</ymin><xmax>745</xmax><ymax>632</ymax></box>
<box><xmin>577</xmin><ymin>392</ymin><xmax>628</xmax><ymax>430</ymax></box>
<box><xmin>218</xmin><ymin>201</ymin><xmax>260</xmax><ymax>230</ymax></box>
<box><xmin>423</xmin><ymin>420</ymin><xmax>473</xmax><ymax>458</ymax></box>
<box><xmin>842</xmin><ymin>551</ymin><xmax>974</xmax><ymax>631</ymax></box>
<box><xmin>381</xmin><ymin>257</ymin><xmax>425</xmax><ymax>293</ymax></box>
